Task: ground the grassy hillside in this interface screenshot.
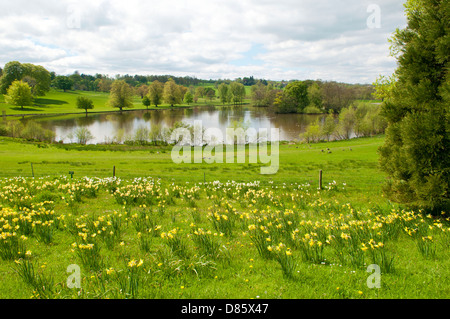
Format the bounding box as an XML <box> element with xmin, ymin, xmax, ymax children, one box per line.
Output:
<box><xmin>0</xmin><ymin>88</ymin><xmax>252</xmax><ymax>117</ymax></box>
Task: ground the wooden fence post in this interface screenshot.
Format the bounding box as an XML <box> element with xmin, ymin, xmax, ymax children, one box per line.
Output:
<box><xmin>319</xmin><ymin>170</ymin><xmax>323</xmax><ymax>190</ymax></box>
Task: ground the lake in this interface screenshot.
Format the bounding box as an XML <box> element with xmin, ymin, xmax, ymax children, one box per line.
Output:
<box><xmin>35</xmin><ymin>105</ymin><xmax>326</xmax><ymax>144</ymax></box>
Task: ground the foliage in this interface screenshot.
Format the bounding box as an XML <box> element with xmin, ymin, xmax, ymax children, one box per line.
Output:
<box><xmin>76</xmin><ymin>96</ymin><xmax>94</xmax><ymax>115</ymax></box>
<box><xmin>218</xmin><ymin>83</ymin><xmax>229</xmax><ymax>105</ymax></box>
<box><xmin>74</xmin><ymin>127</ymin><xmax>94</xmax><ymax>145</ymax></box>
<box><xmin>142</xmin><ymin>95</ymin><xmax>151</xmax><ymax>109</ymax></box>
<box><xmin>163</xmin><ymin>79</ymin><xmax>182</xmax><ymax>107</ymax></box>
<box><xmin>184</xmin><ymin>91</ymin><xmax>194</xmax><ymax>105</ymax></box>
<box><xmin>229</xmin><ymin>82</ymin><xmax>246</xmax><ymax>106</ymax></box>
<box><xmin>148</xmin><ymin>80</ymin><xmax>164</xmax><ymax>108</ymax></box>
<box><xmin>0</xmin><ymin>61</ymin><xmax>51</xmax><ymax>96</ymax></box>
<box><xmin>300</xmin><ymin>103</ymin><xmax>387</xmax><ymax>143</ymax></box>
<box><xmin>53</xmin><ymin>76</ymin><xmax>73</xmax><ymax>92</ymax></box>
<box><xmin>109</xmin><ymin>80</ymin><xmax>134</xmax><ymax>112</ymax></box>
<box><xmin>250</xmin><ymin>82</ymin><xmax>278</xmax><ymax>107</ymax></box>
<box><xmin>274</xmin><ymin>91</ymin><xmax>298</xmax><ymax>114</ymax></box>
<box><xmin>4</xmin><ymin>80</ymin><xmax>33</xmax><ymax>110</ymax></box>
<box><xmin>283</xmin><ymin>81</ymin><xmax>309</xmax><ymax>113</ymax></box>
<box><xmin>307</xmin><ymin>82</ymin><xmax>324</xmax><ymax>110</ymax></box>
<box><xmin>378</xmin><ymin>0</ymin><xmax>450</xmax><ymax>214</ymax></box>
<box><xmin>321</xmin><ymin>81</ymin><xmax>357</xmax><ymax>113</ymax></box>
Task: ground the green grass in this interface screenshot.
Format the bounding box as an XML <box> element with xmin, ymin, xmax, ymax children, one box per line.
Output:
<box><xmin>0</xmin><ymin>89</ymin><xmax>251</xmax><ymax>117</ymax></box>
<box><xmin>0</xmin><ymin>136</ymin><xmax>448</xmax><ymax>300</ymax></box>
<box><xmin>0</xmin><ymin>136</ymin><xmax>385</xmax><ymax>203</ymax></box>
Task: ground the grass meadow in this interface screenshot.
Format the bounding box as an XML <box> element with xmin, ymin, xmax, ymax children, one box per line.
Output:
<box><xmin>0</xmin><ymin>136</ymin><xmax>449</xmax><ymax>299</ymax></box>
<box><xmin>0</xmin><ymin>87</ymin><xmax>250</xmax><ymax>117</ymax></box>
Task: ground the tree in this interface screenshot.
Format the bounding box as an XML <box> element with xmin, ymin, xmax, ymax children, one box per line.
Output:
<box><xmin>218</xmin><ymin>83</ymin><xmax>229</xmax><ymax>105</ymax></box>
<box><xmin>0</xmin><ymin>61</ymin><xmax>50</xmax><ymax>96</ymax></box>
<box><xmin>372</xmin><ymin>75</ymin><xmax>396</xmax><ymax>102</ymax></box>
<box><xmin>274</xmin><ymin>91</ymin><xmax>297</xmax><ymax>114</ymax></box>
<box><xmin>179</xmin><ymin>85</ymin><xmax>188</xmax><ymax>102</ymax></box>
<box><xmin>301</xmin><ymin>120</ymin><xmax>321</xmax><ymax>143</ymax></box>
<box><xmin>4</xmin><ymin>80</ymin><xmax>33</xmax><ymax>110</ymax></box>
<box><xmin>97</xmin><ymin>78</ymin><xmax>113</xmax><ymax>92</ymax></box>
<box><xmin>195</xmin><ymin>87</ymin><xmax>206</xmax><ymax>102</ymax></box>
<box><xmin>74</xmin><ymin>127</ymin><xmax>94</xmax><ymax>145</ymax></box>
<box><xmin>148</xmin><ymin>80</ymin><xmax>164</xmax><ymax>107</ymax></box>
<box><xmin>335</xmin><ymin>106</ymin><xmax>356</xmax><ymax>140</ymax></box>
<box><xmin>205</xmin><ymin>87</ymin><xmax>216</xmax><ymax>102</ymax></box>
<box><xmin>76</xmin><ymin>96</ymin><xmax>94</xmax><ymax>116</ymax></box>
<box><xmin>251</xmin><ymin>82</ymin><xmax>277</xmax><ymax>107</ymax></box>
<box><xmin>321</xmin><ymin>111</ymin><xmax>337</xmax><ymax>142</ymax></box>
<box><xmin>163</xmin><ymin>78</ymin><xmax>182</xmax><ymax>107</ymax></box>
<box><xmin>321</xmin><ymin>81</ymin><xmax>356</xmax><ymax>113</ymax></box>
<box><xmin>109</xmin><ymin>80</ymin><xmax>134</xmax><ymax>112</ymax></box>
<box><xmin>229</xmin><ymin>82</ymin><xmax>246</xmax><ymax>105</ymax></box>
<box><xmin>184</xmin><ymin>91</ymin><xmax>194</xmax><ymax>105</ymax></box>
<box><xmin>0</xmin><ymin>61</ymin><xmax>26</xmax><ymax>94</ymax></box>
<box><xmin>378</xmin><ymin>0</ymin><xmax>449</xmax><ymax>213</ymax></box>
<box><xmin>286</xmin><ymin>81</ymin><xmax>309</xmax><ymax>112</ymax></box>
<box><xmin>142</xmin><ymin>95</ymin><xmax>151</xmax><ymax>110</ymax></box>
<box><xmin>307</xmin><ymin>82</ymin><xmax>323</xmax><ymax>110</ymax></box>
<box><xmin>54</xmin><ymin>76</ymin><xmax>73</xmax><ymax>92</ymax></box>
<box><xmin>23</xmin><ymin>64</ymin><xmax>51</xmax><ymax>96</ymax></box>
<box><xmin>136</xmin><ymin>84</ymin><xmax>149</xmax><ymax>99</ymax></box>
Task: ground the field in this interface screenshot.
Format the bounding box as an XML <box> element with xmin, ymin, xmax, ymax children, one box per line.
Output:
<box><xmin>0</xmin><ymin>136</ymin><xmax>449</xmax><ymax>299</ymax></box>
<box><xmin>0</xmin><ymin>87</ymin><xmax>250</xmax><ymax>117</ymax></box>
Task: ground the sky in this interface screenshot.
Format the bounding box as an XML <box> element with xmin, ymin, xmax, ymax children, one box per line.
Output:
<box><xmin>0</xmin><ymin>0</ymin><xmax>408</xmax><ymax>84</ymax></box>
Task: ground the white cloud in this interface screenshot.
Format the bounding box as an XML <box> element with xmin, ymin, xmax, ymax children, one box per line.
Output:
<box><xmin>0</xmin><ymin>0</ymin><xmax>407</xmax><ymax>83</ymax></box>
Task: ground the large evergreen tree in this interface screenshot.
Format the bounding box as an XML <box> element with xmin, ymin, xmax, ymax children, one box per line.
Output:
<box><xmin>378</xmin><ymin>0</ymin><xmax>449</xmax><ymax>213</ymax></box>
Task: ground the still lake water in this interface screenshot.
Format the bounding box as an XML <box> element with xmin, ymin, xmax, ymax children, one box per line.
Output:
<box><xmin>36</xmin><ymin>105</ymin><xmax>326</xmax><ymax>144</ymax></box>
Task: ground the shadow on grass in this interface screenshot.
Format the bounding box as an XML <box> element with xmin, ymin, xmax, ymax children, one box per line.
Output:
<box><xmin>11</xmin><ymin>106</ymin><xmax>45</xmax><ymax>112</ymax></box>
<box><xmin>34</xmin><ymin>98</ymin><xmax>69</xmax><ymax>106</ymax></box>
<box><xmin>9</xmin><ymin>98</ymin><xmax>70</xmax><ymax>112</ymax></box>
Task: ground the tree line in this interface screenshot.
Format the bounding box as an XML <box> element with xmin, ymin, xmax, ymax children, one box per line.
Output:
<box><xmin>300</xmin><ymin>102</ymin><xmax>387</xmax><ymax>144</ymax></box>
<box><xmin>249</xmin><ymin>80</ymin><xmax>376</xmax><ymax>114</ymax></box>
<box><xmin>1</xmin><ymin>60</ymin><xmax>375</xmax><ymax>115</ymax></box>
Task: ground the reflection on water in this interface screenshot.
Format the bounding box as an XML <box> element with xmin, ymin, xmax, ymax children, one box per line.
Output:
<box><xmin>35</xmin><ymin>106</ymin><xmax>326</xmax><ymax>144</ymax></box>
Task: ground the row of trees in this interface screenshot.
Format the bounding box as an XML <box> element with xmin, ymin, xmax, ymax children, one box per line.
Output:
<box><xmin>250</xmin><ymin>79</ymin><xmax>375</xmax><ymax>114</ymax></box>
<box><xmin>300</xmin><ymin>103</ymin><xmax>387</xmax><ymax>143</ymax></box>
<box><xmin>1</xmin><ymin>61</ymin><xmax>375</xmax><ymax>115</ymax></box>
<box><xmin>50</xmin><ymin>72</ymin><xmax>206</xmax><ymax>93</ymax></box>
<box><xmin>0</xmin><ymin>61</ymin><xmax>52</xmax><ymax>96</ymax></box>
<box><xmin>0</xmin><ymin>119</ymin><xmax>55</xmax><ymax>142</ymax></box>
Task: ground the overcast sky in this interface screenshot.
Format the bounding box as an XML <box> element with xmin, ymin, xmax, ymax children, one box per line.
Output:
<box><xmin>0</xmin><ymin>0</ymin><xmax>407</xmax><ymax>84</ymax></box>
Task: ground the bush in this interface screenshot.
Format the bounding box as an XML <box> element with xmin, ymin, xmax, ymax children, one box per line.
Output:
<box><xmin>21</xmin><ymin>121</ymin><xmax>55</xmax><ymax>142</ymax></box>
<box><xmin>0</xmin><ymin>125</ymin><xmax>7</xmax><ymax>136</ymax></box>
<box><xmin>74</xmin><ymin>127</ymin><xmax>94</xmax><ymax>145</ymax></box>
<box><xmin>301</xmin><ymin>120</ymin><xmax>321</xmax><ymax>143</ymax></box>
<box><xmin>303</xmin><ymin>106</ymin><xmax>323</xmax><ymax>114</ymax></box>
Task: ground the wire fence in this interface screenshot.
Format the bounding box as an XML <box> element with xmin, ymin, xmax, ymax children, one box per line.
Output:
<box><xmin>0</xmin><ymin>162</ymin><xmax>386</xmax><ymax>194</ymax></box>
